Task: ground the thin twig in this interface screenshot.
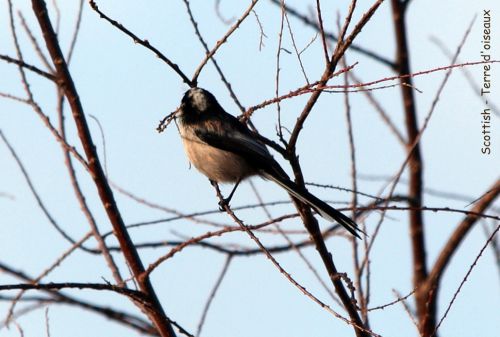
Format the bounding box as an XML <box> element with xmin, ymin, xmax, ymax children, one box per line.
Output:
<box><xmin>431</xmin><ymin>224</ymin><xmax>500</xmax><ymax>336</ymax></box>
<box><xmin>268</xmin><ymin>0</ymin><xmax>396</xmax><ymax>69</ymax></box>
<box><xmin>4</xmin><ymin>231</ymin><xmax>93</xmax><ymax>324</ymax></box>
<box><xmin>367</xmin><ymin>288</ymin><xmax>416</xmax><ymax>312</ymax></box>
<box><xmin>427</xmin><ymin>179</ymin><xmax>500</xmax><ymax>286</ymax></box>
<box><xmin>341</xmin><ymin>52</ymin><xmax>368</xmax><ymax>323</ymax></box>
<box><xmin>88</xmin><ymin>0</ymin><xmax>192</xmax><ymax>86</ymax></box>
<box><xmin>0</xmin><ymin>54</ymin><xmax>55</xmax><ymax>80</ymax></box>
<box><xmin>44</xmin><ymin>307</ymin><xmax>51</xmax><ymax>337</ymax></box>
<box><xmin>7</xmin><ymin>0</ymin><xmax>87</xmax><ymax>170</ymax></box>
<box><xmin>246</xmin><ymin>60</ymin><xmax>497</xmax><ymax>118</ymax></box>
<box><xmin>18</xmin><ymin>11</ymin><xmax>53</xmax><ymax>72</ymax></box>
<box><xmin>57</xmin><ymin>96</ymin><xmax>123</xmax><ymax>284</ymax></box>
<box><xmin>180</xmin><ymin>0</ymin><xmax>245</xmax><ymax>111</ymax></box>
<box><xmin>283</xmin><ymin>9</ymin><xmax>309</xmax><ymax>83</ymax></box>
<box><xmin>315</xmin><ymin>0</ymin><xmax>329</xmax><ymax>64</ymax></box>
<box><xmin>191</xmin><ymin>0</ymin><xmax>259</xmax><ymax>83</ymax></box>
<box><xmin>112</xmin><ymin>181</ymin><xmax>228</xmax><ymax>227</ymax></box>
<box><xmin>274</xmin><ymin>0</ymin><xmax>286</xmax><ymax>144</ymax></box>
<box><xmin>0</xmin><ymin>262</ymin><xmax>157</xmax><ymax>335</ymax></box>
<box><xmin>141</xmin><ymin>214</ymin><xmax>299</xmax><ymax>278</ymax></box>
<box><xmin>430</xmin><ymin>36</ymin><xmax>500</xmax><ymax>118</ymax></box>
<box><xmin>196</xmin><ymin>255</ymin><xmax>233</xmax><ymax>336</ymax></box>
<box><xmin>393</xmin><ymin>289</ymin><xmax>419</xmax><ymax>329</ymax></box>
<box><xmin>0</xmin><ymin>283</ymin><xmax>148</xmax><ymax>303</ymax></box>
<box><xmin>66</xmin><ymin>0</ymin><xmax>85</xmax><ymax>63</ymax></box>
<box><xmin>348</xmin><ymin>71</ymin><xmax>406</xmax><ymax>145</ymax></box>
<box><xmin>0</xmin><ymin>130</ymin><xmax>89</xmax><ymax>250</ymax></box>
<box><xmin>252</xmin><ymin>10</ymin><xmax>267</xmax><ymax>51</ymax></box>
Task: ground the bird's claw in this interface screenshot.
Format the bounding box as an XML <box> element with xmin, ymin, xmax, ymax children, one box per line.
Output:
<box><xmin>218</xmin><ymin>198</ymin><xmax>229</xmax><ymax>211</ymax></box>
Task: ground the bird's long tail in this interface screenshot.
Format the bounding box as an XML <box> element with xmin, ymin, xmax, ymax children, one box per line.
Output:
<box><xmin>263</xmin><ymin>172</ymin><xmax>363</xmax><ymax>238</ymax></box>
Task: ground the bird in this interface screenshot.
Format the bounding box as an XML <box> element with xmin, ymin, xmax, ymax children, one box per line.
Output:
<box><xmin>176</xmin><ymin>87</ymin><xmax>362</xmax><ymax>238</ymax></box>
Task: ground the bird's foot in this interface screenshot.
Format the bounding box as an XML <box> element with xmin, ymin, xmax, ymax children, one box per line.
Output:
<box><xmin>218</xmin><ymin>198</ymin><xmax>230</xmax><ymax>211</ymax></box>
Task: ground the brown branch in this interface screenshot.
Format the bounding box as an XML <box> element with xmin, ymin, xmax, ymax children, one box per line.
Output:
<box><xmin>393</xmin><ymin>289</ymin><xmax>419</xmax><ymax>330</ymax></box>
<box><xmin>244</xmin><ymin>60</ymin><xmax>498</xmax><ymax>118</ymax></box>
<box><xmin>122</xmin><ymin>199</ymin><xmax>498</xmax><ymax>257</ymax></box>
<box><xmin>432</xmin><ymin>223</ymin><xmax>500</xmax><ymax>336</ymax></box>
<box><xmin>111</xmin><ymin>181</ymin><xmax>228</xmax><ymax>227</ymax></box>
<box><xmin>429</xmin><ymin>36</ymin><xmax>500</xmax><ymax>118</ymax></box>
<box><xmin>123</xmin><ymin>199</ymin><xmax>293</xmax><ymax>229</ymax></box>
<box><xmin>347</xmin><ymin>71</ymin><xmax>406</xmax><ymax>145</ymax></box>
<box><xmin>341</xmin><ymin>53</ymin><xmax>369</xmax><ymax>323</ymax></box>
<box><xmin>0</xmin><ymin>54</ymin><xmax>55</xmax><ymax>80</ymax></box>
<box><xmin>268</xmin><ymin>0</ymin><xmax>396</xmax><ymax>69</ymax></box>
<box><xmin>367</xmin><ymin>288</ymin><xmax>416</xmax><ymax>312</ymax></box>
<box><xmin>196</xmin><ymin>255</ymin><xmax>233</xmax><ymax>336</ymax></box>
<box><xmin>141</xmin><ymin>213</ymin><xmax>298</xmax><ymax>277</ymax></box>
<box><xmin>426</xmin><ymin>179</ymin><xmax>499</xmax><ymax>294</ymax></box>
<box><xmin>0</xmin><ymin>283</ymin><xmax>147</xmax><ymax>303</ymax></box>
<box><xmin>390</xmin><ymin>8</ymin><xmax>477</xmax><ymax>335</ymax></box>
<box><xmin>0</xmin><ymin>261</ymin><xmax>157</xmax><ymax>335</ymax></box>
<box><xmin>6</xmin><ymin>1</ymin><xmax>87</xmax><ymax>171</ymax></box>
<box><xmin>283</xmin><ymin>7</ymin><xmax>309</xmax><ymax>83</ymax></box>
<box><xmin>88</xmin><ymin>0</ymin><xmax>192</xmax><ymax>86</ymax></box>
<box><xmin>66</xmin><ymin>0</ymin><xmax>84</xmax><ymax>63</ymax></box>
<box><xmin>57</xmin><ymin>93</ymin><xmax>123</xmax><ymax>283</ymax></box>
<box><xmin>4</xmin><ymin>231</ymin><xmax>93</xmax><ymax>322</ymax></box>
<box><xmin>0</xmin><ymin>130</ymin><xmax>90</xmax><ymax>250</ymax></box>
<box><xmin>191</xmin><ymin>0</ymin><xmax>259</xmax><ymax>84</ymax></box>
<box><xmin>30</xmin><ymin>1</ymin><xmax>177</xmax><ymax>336</ymax></box>
<box><xmin>109</xmin><ymin>194</ymin><xmax>500</xmax><ymax>256</ymax></box>
<box><xmin>280</xmin><ymin>3</ymin><xmax>384</xmax><ymax>335</ymax></box>
<box><xmin>315</xmin><ymin>0</ymin><xmax>329</xmax><ymax>64</ymax></box>
<box><xmin>18</xmin><ymin>11</ymin><xmax>53</xmax><ymax>72</ymax></box>
<box><xmin>54</xmin><ymin>5</ymin><xmax>122</xmax><ymax>281</ymax></box>
<box><xmin>390</xmin><ymin>1</ymin><xmax>429</xmax><ymax>334</ymax></box>
<box><xmin>181</xmin><ymin>0</ymin><xmax>246</xmax><ymax>111</ymax></box>
<box><xmin>287</xmin><ymin>0</ymin><xmax>384</xmax><ymax>151</ymax></box>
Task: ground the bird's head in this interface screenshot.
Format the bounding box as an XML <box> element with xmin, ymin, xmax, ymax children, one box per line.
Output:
<box><xmin>180</xmin><ymin>87</ymin><xmax>218</xmax><ymax>117</ymax></box>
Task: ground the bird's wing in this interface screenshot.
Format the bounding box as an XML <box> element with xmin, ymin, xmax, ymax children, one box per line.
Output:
<box><xmin>193</xmin><ymin>119</ymin><xmax>288</xmax><ymax>179</ymax></box>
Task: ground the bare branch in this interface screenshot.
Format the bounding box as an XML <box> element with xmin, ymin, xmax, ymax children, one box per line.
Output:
<box><xmin>268</xmin><ymin>0</ymin><xmax>396</xmax><ymax>68</ymax></box>
<box><xmin>432</xmin><ymin>224</ymin><xmax>500</xmax><ymax>336</ymax></box>
<box><xmin>0</xmin><ymin>261</ymin><xmax>157</xmax><ymax>335</ymax></box>
<box><xmin>0</xmin><ymin>130</ymin><xmax>88</xmax><ymax>249</ymax></box>
<box><xmin>0</xmin><ymin>282</ymin><xmax>148</xmax><ymax>303</ymax></box>
<box><xmin>191</xmin><ymin>0</ymin><xmax>259</xmax><ymax>84</ymax></box>
<box><xmin>88</xmin><ymin>0</ymin><xmax>192</xmax><ymax>86</ymax></box>
<box><xmin>428</xmin><ymin>179</ymin><xmax>500</xmax><ymax>286</ymax></box>
<box><xmin>196</xmin><ymin>255</ymin><xmax>233</xmax><ymax>336</ymax></box>
<box><xmin>31</xmin><ymin>1</ymin><xmax>177</xmax><ymax>335</ymax></box>
<box><xmin>0</xmin><ymin>54</ymin><xmax>55</xmax><ymax>80</ymax></box>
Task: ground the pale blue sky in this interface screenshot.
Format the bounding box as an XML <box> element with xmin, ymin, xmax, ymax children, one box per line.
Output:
<box><xmin>0</xmin><ymin>1</ymin><xmax>498</xmax><ymax>337</ymax></box>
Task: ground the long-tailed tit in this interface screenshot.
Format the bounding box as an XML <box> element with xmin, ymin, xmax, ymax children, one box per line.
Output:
<box><xmin>177</xmin><ymin>87</ymin><xmax>361</xmax><ymax>238</ymax></box>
